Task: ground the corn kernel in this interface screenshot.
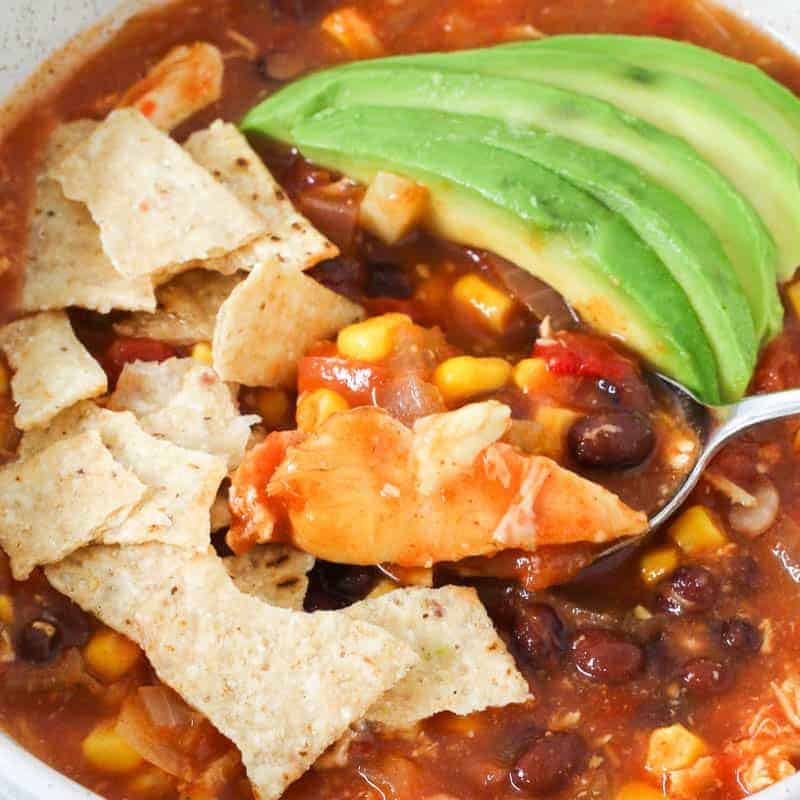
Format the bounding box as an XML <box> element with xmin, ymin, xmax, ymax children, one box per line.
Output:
<box><xmin>616</xmin><ymin>782</ymin><xmax>664</xmax><ymax>800</ymax></box>
<box><xmin>190</xmin><ymin>342</ymin><xmax>213</xmax><ymax>366</ymax></box>
<box><xmin>128</xmin><ymin>766</ymin><xmax>175</xmax><ymax>796</ymax></box>
<box><xmin>367</xmin><ymin>579</ymin><xmax>399</xmax><ymax>599</ymax></box>
<box><xmin>532</xmin><ymin>406</ymin><xmax>581</xmax><ymax>460</ymax></box>
<box><xmin>255</xmin><ymin>388</ymin><xmax>291</xmax><ymax>429</ymax></box>
<box><xmin>82</xmin><ymin>725</ymin><xmax>143</xmax><ymax>774</ymax></box>
<box><xmin>452</xmin><ymin>274</ymin><xmax>515</xmax><ymax>334</ymax></box>
<box><xmin>0</xmin><ymin>595</ymin><xmax>13</xmax><ymax>625</ymax></box>
<box><xmin>787</xmin><ymin>280</ymin><xmax>800</xmax><ymax>318</ymax></box>
<box><xmin>83</xmin><ymin>630</ymin><xmax>141</xmax><ymax>683</ymax></box>
<box><xmin>297</xmin><ymin>389</ymin><xmax>349</xmax><ymax>433</ymax></box>
<box><xmin>337</xmin><ymin>313</ymin><xmax>411</xmax><ymax>362</ymax></box>
<box><xmin>639</xmin><ymin>545</ymin><xmax>680</xmax><ymax>586</ymax></box>
<box><xmin>646</xmin><ymin>724</ymin><xmax>707</xmax><ymax>773</ymax></box>
<box><xmin>669</xmin><ymin>506</ymin><xmax>728</xmax><ymax>555</ymax></box>
<box><xmin>434</xmin><ymin>356</ymin><xmax>512</xmax><ymax>406</ymax></box>
<box><xmin>360</xmin><ymin>172</ymin><xmax>428</xmax><ymax>245</ymax></box>
<box><xmin>321</xmin><ymin>7</ymin><xmax>383</xmax><ymax>58</ymax></box>
<box><xmin>513</xmin><ymin>358</ymin><xmax>549</xmax><ymax>392</ymax></box>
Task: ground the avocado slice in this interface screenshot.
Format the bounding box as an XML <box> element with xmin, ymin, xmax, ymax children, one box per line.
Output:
<box><xmin>243</xmin><ymin>65</ymin><xmax>781</xmax><ymax>343</ymax></box>
<box><xmin>276</xmin><ymin>105</ymin><xmax>721</xmax><ymax>402</ymax></box>
<box><xmin>305</xmin><ymin>43</ymin><xmax>800</xmax><ymax>280</ymax></box>
<box><xmin>529</xmin><ymin>35</ymin><xmax>800</xmax><ymax>163</ymax></box>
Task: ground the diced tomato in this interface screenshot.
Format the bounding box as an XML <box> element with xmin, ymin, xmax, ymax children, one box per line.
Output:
<box><xmin>103</xmin><ymin>337</ymin><xmax>177</xmax><ymax>385</ymax></box>
<box><xmin>297</xmin><ymin>356</ymin><xmax>388</xmax><ymax>406</ymax></box>
<box><xmin>534</xmin><ymin>331</ymin><xmax>635</xmax><ymax>383</ymax></box>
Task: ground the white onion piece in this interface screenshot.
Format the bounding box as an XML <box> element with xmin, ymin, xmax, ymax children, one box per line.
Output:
<box><xmin>729</xmin><ymin>480</ymin><xmax>780</xmax><ymax>538</ymax></box>
<box><xmin>138</xmin><ymin>685</ymin><xmax>192</xmax><ymax>729</ymax></box>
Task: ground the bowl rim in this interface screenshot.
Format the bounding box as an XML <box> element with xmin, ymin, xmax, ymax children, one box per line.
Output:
<box><xmin>0</xmin><ymin>1</ymin><xmax>799</xmax><ymax>799</ymax></box>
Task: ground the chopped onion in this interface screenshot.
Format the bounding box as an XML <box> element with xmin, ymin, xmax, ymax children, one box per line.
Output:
<box><xmin>376</xmin><ymin>374</ymin><xmax>445</xmax><ymax>426</ymax></box>
<box><xmin>729</xmin><ymin>480</ymin><xmax>780</xmax><ymax>538</ymax></box>
<box><xmin>486</xmin><ymin>253</ymin><xmax>578</xmax><ymax>329</ymax></box>
<box><xmin>138</xmin><ymin>685</ymin><xmax>192</xmax><ymax>729</ymax></box>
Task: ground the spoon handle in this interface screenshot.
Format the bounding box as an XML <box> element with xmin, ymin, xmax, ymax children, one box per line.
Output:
<box><xmin>648</xmin><ymin>388</ymin><xmax>800</xmax><ymax>532</ymax></box>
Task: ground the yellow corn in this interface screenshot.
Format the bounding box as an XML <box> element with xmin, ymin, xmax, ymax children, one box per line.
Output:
<box><xmin>532</xmin><ymin>406</ymin><xmax>582</xmax><ymax>460</ymax></box>
<box><xmin>83</xmin><ymin>630</ymin><xmax>141</xmax><ymax>683</ymax></box>
<box><xmin>337</xmin><ymin>313</ymin><xmax>411</xmax><ymax>362</ymax></box>
<box><xmin>190</xmin><ymin>342</ymin><xmax>213</xmax><ymax>366</ymax></box>
<box><xmin>513</xmin><ymin>358</ymin><xmax>549</xmax><ymax>392</ymax></box>
<box><xmin>82</xmin><ymin>725</ymin><xmax>143</xmax><ymax>774</ymax></box>
<box><xmin>787</xmin><ymin>280</ymin><xmax>800</xmax><ymax>318</ymax></box>
<box><xmin>360</xmin><ymin>172</ymin><xmax>428</xmax><ymax>245</ymax></box>
<box><xmin>254</xmin><ymin>388</ymin><xmax>291</xmax><ymax>430</ymax></box>
<box><xmin>639</xmin><ymin>545</ymin><xmax>680</xmax><ymax>586</ymax></box>
<box><xmin>669</xmin><ymin>506</ymin><xmax>728</xmax><ymax>555</ymax></box>
<box><xmin>646</xmin><ymin>724</ymin><xmax>707</xmax><ymax>773</ymax></box>
<box><xmin>452</xmin><ymin>274</ymin><xmax>515</xmax><ymax>334</ymax></box>
<box><xmin>616</xmin><ymin>782</ymin><xmax>664</xmax><ymax>800</ymax></box>
<box><xmin>321</xmin><ymin>7</ymin><xmax>384</xmax><ymax>58</ymax></box>
<box><xmin>434</xmin><ymin>356</ymin><xmax>512</xmax><ymax>406</ymax></box>
<box><xmin>296</xmin><ymin>389</ymin><xmax>349</xmax><ymax>433</ymax></box>
<box><xmin>128</xmin><ymin>767</ymin><xmax>174</xmax><ymax>796</ymax></box>
<box><xmin>367</xmin><ymin>579</ymin><xmax>399</xmax><ymax>599</ymax></box>
<box><xmin>0</xmin><ymin>595</ymin><xmax>13</xmax><ymax>625</ymax></box>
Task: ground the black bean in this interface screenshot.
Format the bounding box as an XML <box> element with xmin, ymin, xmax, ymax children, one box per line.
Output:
<box><xmin>366</xmin><ymin>262</ymin><xmax>414</xmax><ymax>299</ymax></box>
<box><xmin>655</xmin><ymin>566</ymin><xmax>717</xmax><ymax>617</ymax></box>
<box><xmin>510</xmin><ymin>731</ymin><xmax>587</xmax><ymax>795</ymax></box>
<box><xmin>721</xmin><ymin>618</ymin><xmax>762</xmax><ymax>654</ymax></box>
<box><xmin>17</xmin><ymin>619</ymin><xmax>62</xmax><ymax>664</ymax></box>
<box><xmin>512</xmin><ymin>603</ymin><xmax>566</xmax><ymax>670</ymax></box>
<box><xmin>679</xmin><ymin>658</ymin><xmax>733</xmax><ymax>695</ymax></box>
<box><xmin>41</xmin><ymin>600</ymin><xmax>91</xmax><ymax>649</ymax></box>
<box><xmin>571</xmin><ymin>629</ymin><xmax>644</xmax><ymax>684</ymax></box>
<box><xmin>304</xmin><ymin>561</ymin><xmax>381</xmax><ymax>611</ymax></box>
<box><xmin>307</xmin><ymin>257</ymin><xmax>367</xmax><ymax>302</ymax></box>
<box><xmin>568</xmin><ymin>410</ymin><xmax>655</xmax><ymax>469</ymax></box>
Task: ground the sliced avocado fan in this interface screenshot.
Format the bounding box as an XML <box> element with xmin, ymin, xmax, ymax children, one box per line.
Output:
<box><xmin>286</xmin><ymin>105</ymin><xmax>721</xmax><ymax>403</ymax></box>
<box><xmin>241</xmin><ymin>36</ymin><xmax>800</xmax><ymax>401</ymax></box>
<box><xmin>242</xmin><ymin>65</ymin><xmax>781</xmax><ymax>345</ymax></box>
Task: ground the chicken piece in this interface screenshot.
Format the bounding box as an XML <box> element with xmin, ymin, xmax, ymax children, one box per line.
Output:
<box><xmin>117</xmin><ymin>43</ymin><xmax>223</xmax><ymax>132</ymax></box>
<box><xmin>259</xmin><ymin>404</ymin><xmax>645</xmax><ymax>567</ymax></box>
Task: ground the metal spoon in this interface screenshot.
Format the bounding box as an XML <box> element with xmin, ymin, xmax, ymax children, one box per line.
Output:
<box><xmin>595</xmin><ymin>384</ymin><xmax>800</xmax><ymax>561</ymax></box>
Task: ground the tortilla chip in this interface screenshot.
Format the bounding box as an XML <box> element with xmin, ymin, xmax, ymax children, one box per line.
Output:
<box><xmin>51</xmin><ymin>109</ymin><xmax>266</xmax><ymax>278</ymax></box>
<box><xmin>117</xmin><ymin>43</ymin><xmax>224</xmax><ymax>132</ymax></box>
<box><xmin>224</xmin><ymin>545</ymin><xmax>314</xmax><ymax>610</ymax></box>
<box><xmin>0</xmin><ymin>311</ymin><xmax>107</xmax><ymax>431</ymax></box>
<box><xmin>114</xmin><ymin>270</ymin><xmax>243</xmax><ymax>346</ymax></box>
<box><xmin>343</xmin><ymin>586</ymin><xmax>530</xmax><ymax>729</ymax></box>
<box><xmin>213</xmin><ymin>261</ymin><xmax>364</xmax><ymax>387</ymax></box>
<box><xmin>109</xmin><ymin>357</ymin><xmax>259</xmax><ymax>468</ymax></box>
<box><xmin>20</xmin><ymin>403</ymin><xmax>226</xmax><ymax>551</ymax></box>
<box><xmin>184</xmin><ymin>121</ymin><xmax>338</xmax><ymax>273</ymax></box>
<box><xmin>20</xmin><ymin>122</ymin><xmax>156</xmax><ymax>314</ymax></box>
<box><xmin>0</xmin><ymin>432</ymin><xmax>146</xmax><ymax>579</ymax></box>
<box><xmin>137</xmin><ymin>556</ymin><xmax>417</xmax><ymax>800</ymax></box>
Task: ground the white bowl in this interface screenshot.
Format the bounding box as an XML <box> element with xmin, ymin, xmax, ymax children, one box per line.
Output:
<box><xmin>0</xmin><ymin>1</ymin><xmax>799</xmax><ymax>798</ymax></box>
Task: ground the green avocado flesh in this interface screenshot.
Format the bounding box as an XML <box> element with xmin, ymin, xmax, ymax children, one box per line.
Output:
<box><xmin>288</xmin><ymin>106</ymin><xmax>720</xmax><ymax>402</ymax></box>
<box><xmin>241</xmin><ymin>36</ymin><xmax>800</xmax><ymax>402</ymax></box>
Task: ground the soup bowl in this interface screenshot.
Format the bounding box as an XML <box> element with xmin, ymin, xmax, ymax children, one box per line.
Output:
<box><xmin>0</xmin><ymin>1</ymin><xmax>799</xmax><ymax>798</ymax></box>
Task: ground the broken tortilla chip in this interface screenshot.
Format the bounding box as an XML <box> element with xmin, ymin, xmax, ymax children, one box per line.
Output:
<box><xmin>20</xmin><ymin>403</ymin><xmax>226</xmax><ymax>551</ymax></box>
<box><xmin>184</xmin><ymin>121</ymin><xmax>338</xmax><ymax>273</ymax></box>
<box><xmin>51</xmin><ymin>109</ymin><xmax>266</xmax><ymax>278</ymax></box>
<box><xmin>113</xmin><ymin>270</ymin><xmax>243</xmax><ymax>346</ymax></box>
<box><xmin>51</xmin><ymin>544</ymin><xmax>417</xmax><ymax>800</ymax></box>
<box><xmin>0</xmin><ymin>432</ymin><xmax>146</xmax><ymax>579</ymax></box>
<box><xmin>344</xmin><ymin>586</ymin><xmax>530</xmax><ymax>729</ymax></box>
<box><xmin>20</xmin><ymin>121</ymin><xmax>156</xmax><ymax>314</ymax></box>
<box><xmin>224</xmin><ymin>545</ymin><xmax>314</xmax><ymax>610</ymax></box>
<box><xmin>0</xmin><ymin>311</ymin><xmax>107</xmax><ymax>431</ymax></box>
<box><xmin>213</xmin><ymin>261</ymin><xmax>364</xmax><ymax>387</ymax></box>
<box><xmin>117</xmin><ymin>43</ymin><xmax>224</xmax><ymax>132</ymax></box>
<box><xmin>109</xmin><ymin>357</ymin><xmax>259</xmax><ymax>468</ymax></box>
